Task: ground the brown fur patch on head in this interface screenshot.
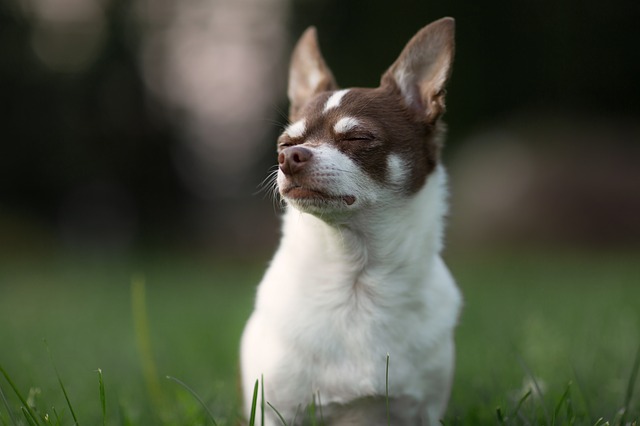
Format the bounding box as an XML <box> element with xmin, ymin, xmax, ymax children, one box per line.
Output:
<box><xmin>280</xmin><ymin>84</ymin><xmax>442</xmax><ymax>195</ymax></box>
<box><xmin>333</xmin><ymin>83</ymin><xmax>442</xmax><ymax>193</ymax></box>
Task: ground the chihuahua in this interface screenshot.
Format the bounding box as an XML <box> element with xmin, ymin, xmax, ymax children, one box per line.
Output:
<box><xmin>241</xmin><ymin>18</ymin><xmax>462</xmax><ymax>425</ymax></box>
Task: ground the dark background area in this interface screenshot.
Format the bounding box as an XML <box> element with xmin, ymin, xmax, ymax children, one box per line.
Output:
<box><xmin>1</xmin><ymin>0</ymin><xmax>639</xmax><ymax>256</ymax></box>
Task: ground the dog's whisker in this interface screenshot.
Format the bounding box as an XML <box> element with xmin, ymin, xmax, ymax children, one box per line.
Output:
<box><xmin>270</xmin><ymin>103</ymin><xmax>292</xmax><ymax>127</ymax></box>
<box><xmin>254</xmin><ymin>169</ymin><xmax>280</xmax><ymax>204</ymax></box>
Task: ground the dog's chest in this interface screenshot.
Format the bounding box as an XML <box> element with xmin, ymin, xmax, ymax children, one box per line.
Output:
<box><xmin>260</xmin><ymin>237</ymin><xmax>432</xmax><ymax>399</ymax></box>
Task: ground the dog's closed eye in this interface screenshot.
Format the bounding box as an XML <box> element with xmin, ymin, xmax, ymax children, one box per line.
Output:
<box><xmin>340</xmin><ymin>133</ymin><xmax>375</xmax><ymax>142</ymax></box>
<box><xmin>278</xmin><ymin>134</ymin><xmax>299</xmax><ymax>149</ymax></box>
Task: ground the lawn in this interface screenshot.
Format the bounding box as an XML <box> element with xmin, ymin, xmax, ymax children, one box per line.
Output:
<box><xmin>0</xmin><ymin>249</ymin><xmax>638</xmax><ymax>425</ymax></box>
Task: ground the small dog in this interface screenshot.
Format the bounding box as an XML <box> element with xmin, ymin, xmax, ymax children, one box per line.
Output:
<box><xmin>241</xmin><ymin>18</ymin><xmax>462</xmax><ymax>425</ymax></box>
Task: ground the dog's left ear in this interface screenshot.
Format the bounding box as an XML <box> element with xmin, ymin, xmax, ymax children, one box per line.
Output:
<box><xmin>288</xmin><ymin>27</ymin><xmax>338</xmax><ymax>119</ymax></box>
<box><xmin>381</xmin><ymin>17</ymin><xmax>455</xmax><ymax>124</ymax></box>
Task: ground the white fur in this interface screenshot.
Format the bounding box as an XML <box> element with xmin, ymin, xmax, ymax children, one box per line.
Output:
<box><xmin>274</xmin><ymin>144</ymin><xmax>380</xmax><ymax>218</ymax></box>
<box><xmin>333</xmin><ymin>116</ymin><xmax>360</xmax><ymax>135</ymax></box>
<box><xmin>285</xmin><ymin>119</ymin><xmax>306</xmax><ymax>139</ymax></box>
<box><xmin>323</xmin><ymin>89</ymin><xmax>350</xmax><ymax>113</ymax></box>
<box><xmin>387</xmin><ymin>153</ymin><xmax>409</xmax><ymax>186</ymax></box>
<box><xmin>241</xmin><ymin>161</ymin><xmax>462</xmax><ymax>425</ymax></box>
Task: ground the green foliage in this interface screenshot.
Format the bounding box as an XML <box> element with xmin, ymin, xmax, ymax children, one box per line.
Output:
<box><xmin>249</xmin><ymin>380</ymin><xmax>259</xmax><ymax>426</ymax></box>
<box><xmin>0</xmin><ymin>251</ymin><xmax>638</xmax><ymax>425</ymax></box>
<box><xmin>45</xmin><ymin>341</ymin><xmax>79</xmax><ymax>425</ymax></box>
<box><xmin>166</xmin><ymin>376</ymin><xmax>218</xmax><ymax>426</ymax></box>
<box><xmin>97</xmin><ymin>369</ymin><xmax>106</xmax><ymax>426</ymax></box>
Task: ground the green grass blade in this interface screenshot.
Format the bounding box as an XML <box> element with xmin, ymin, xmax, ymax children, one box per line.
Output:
<box><xmin>21</xmin><ymin>407</ymin><xmax>38</xmax><ymax>426</ymax></box>
<box><xmin>249</xmin><ymin>379</ymin><xmax>259</xmax><ymax>426</ymax></box>
<box><xmin>96</xmin><ymin>369</ymin><xmax>106</xmax><ymax>426</ymax></box>
<box><xmin>571</xmin><ymin>365</ymin><xmax>593</xmax><ymax>421</ymax></box>
<box><xmin>52</xmin><ymin>407</ymin><xmax>61</xmax><ymax>426</ymax></box>
<box><xmin>513</xmin><ymin>388</ymin><xmax>532</xmax><ymax>419</ymax></box>
<box><xmin>619</xmin><ymin>343</ymin><xmax>640</xmax><ymax>426</ymax></box>
<box><xmin>496</xmin><ymin>406</ymin><xmax>506</xmax><ymax>424</ymax></box>
<box><xmin>292</xmin><ymin>405</ymin><xmax>302</xmax><ymax>426</ymax></box>
<box><xmin>566</xmin><ymin>392</ymin><xmax>575</xmax><ymax>426</ymax></box>
<box><xmin>55</xmin><ymin>366</ymin><xmax>78</xmax><ymax>425</ymax></box>
<box><xmin>386</xmin><ymin>353</ymin><xmax>390</xmax><ymax>426</ymax></box>
<box><xmin>0</xmin><ymin>364</ymin><xmax>41</xmax><ymax>426</ymax></box>
<box><xmin>166</xmin><ymin>376</ymin><xmax>218</xmax><ymax>426</ymax></box>
<box><xmin>131</xmin><ymin>275</ymin><xmax>165</xmax><ymax>417</ymax></box>
<box><xmin>517</xmin><ymin>354</ymin><xmax>550</xmax><ymax>424</ymax></box>
<box><xmin>316</xmin><ymin>390</ymin><xmax>324</xmax><ymax>425</ymax></box>
<box><xmin>117</xmin><ymin>400</ymin><xmax>133</xmax><ymax>426</ymax></box>
<box><xmin>0</xmin><ymin>378</ymin><xmax>18</xmax><ymax>425</ymax></box>
<box><xmin>44</xmin><ymin>341</ymin><xmax>78</xmax><ymax>426</ymax></box>
<box><xmin>307</xmin><ymin>395</ymin><xmax>316</xmax><ymax>426</ymax></box>
<box><xmin>266</xmin><ymin>402</ymin><xmax>287</xmax><ymax>426</ymax></box>
<box><xmin>552</xmin><ymin>382</ymin><xmax>571</xmax><ymax>425</ymax></box>
<box><xmin>261</xmin><ymin>375</ymin><xmax>264</xmax><ymax>426</ymax></box>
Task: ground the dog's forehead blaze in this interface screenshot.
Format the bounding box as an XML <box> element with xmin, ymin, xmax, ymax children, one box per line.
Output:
<box><xmin>288</xmin><ymin>87</ymin><xmax>440</xmax><ymax>194</ymax></box>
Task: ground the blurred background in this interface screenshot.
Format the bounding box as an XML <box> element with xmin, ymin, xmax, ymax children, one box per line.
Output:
<box><xmin>1</xmin><ymin>0</ymin><xmax>639</xmax><ymax>256</ymax></box>
<box><xmin>1</xmin><ymin>1</ymin><xmax>639</xmax><ymax>423</ymax></box>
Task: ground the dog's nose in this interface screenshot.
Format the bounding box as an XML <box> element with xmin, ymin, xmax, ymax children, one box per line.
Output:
<box><xmin>279</xmin><ymin>146</ymin><xmax>313</xmax><ymax>176</ymax></box>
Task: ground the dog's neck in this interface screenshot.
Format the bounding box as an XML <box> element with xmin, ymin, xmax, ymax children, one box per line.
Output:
<box><xmin>279</xmin><ymin>166</ymin><xmax>448</xmax><ymax>284</ymax></box>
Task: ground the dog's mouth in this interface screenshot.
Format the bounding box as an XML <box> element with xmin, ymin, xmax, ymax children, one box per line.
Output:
<box><xmin>282</xmin><ymin>185</ymin><xmax>356</xmax><ymax>206</ymax></box>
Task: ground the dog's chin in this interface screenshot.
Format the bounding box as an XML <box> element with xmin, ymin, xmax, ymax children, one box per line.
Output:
<box><xmin>281</xmin><ymin>186</ymin><xmax>356</xmax><ymax>213</ymax></box>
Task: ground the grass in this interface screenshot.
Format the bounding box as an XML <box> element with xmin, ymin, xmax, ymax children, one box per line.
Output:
<box><xmin>0</xmin><ymin>249</ymin><xmax>638</xmax><ymax>425</ymax></box>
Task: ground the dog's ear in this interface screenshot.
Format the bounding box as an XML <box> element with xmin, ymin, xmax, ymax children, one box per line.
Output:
<box><xmin>288</xmin><ymin>27</ymin><xmax>338</xmax><ymax>119</ymax></box>
<box><xmin>381</xmin><ymin>17</ymin><xmax>455</xmax><ymax>124</ymax></box>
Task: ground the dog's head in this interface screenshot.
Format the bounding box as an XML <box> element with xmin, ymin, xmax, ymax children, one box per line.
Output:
<box><xmin>276</xmin><ymin>18</ymin><xmax>455</xmax><ymax>219</ymax></box>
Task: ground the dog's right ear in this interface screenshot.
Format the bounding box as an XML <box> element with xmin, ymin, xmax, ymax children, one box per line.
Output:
<box><xmin>381</xmin><ymin>18</ymin><xmax>455</xmax><ymax>124</ymax></box>
<box><xmin>288</xmin><ymin>27</ymin><xmax>338</xmax><ymax>119</ymax></box>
